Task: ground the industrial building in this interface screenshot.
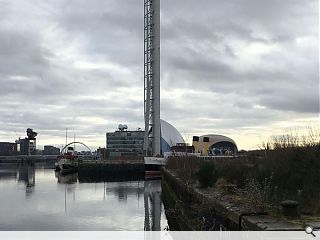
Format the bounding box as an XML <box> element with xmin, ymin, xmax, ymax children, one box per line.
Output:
<box><xmin>192</xmin><ymin>134</ymin><xmax>238</xmax><ymax>156</ymax></box>
<box><xmin>16</xmin><ymin>128</ymin><xmax>38</xmax><ymax>155</ymax></box>
<box><xmin>0</xmin><ymin>129</ymin><xmax>38</xmax><ymax>156</ymax></box>
<box><xmin>43</xmin><ymin>145</ymin><xmax>60</xmax><ymax>155</ymax></box>
<box><xmin>106</xmin><ymin>125</ymin><xmax>144</xmax><ymax>159</ymax></box>
<box><xmin>0</xmin><ymin>142</ymin><xmax>18</xmax><ymax>156</ymax></box>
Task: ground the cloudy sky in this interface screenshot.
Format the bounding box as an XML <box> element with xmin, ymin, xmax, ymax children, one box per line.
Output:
<box><xmin>0</xmin><ymin>0</ymin><xmax>318</xmax><ymax>150</ymax></box>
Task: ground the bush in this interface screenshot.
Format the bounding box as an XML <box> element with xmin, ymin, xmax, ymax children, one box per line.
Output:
<box><xmin>244</xmin><ymin>174</ymin><xmax>274</xmax><ymax>210</ymax></box>
<box><xmin>215</xmin><ymin>177</ymin><xmax>228</xmax><ymax>190</ymax></box>
<box><xmin>196</xmin><ymin>162</ymin><xmax>216</xmax><ymax>188</ymax></box>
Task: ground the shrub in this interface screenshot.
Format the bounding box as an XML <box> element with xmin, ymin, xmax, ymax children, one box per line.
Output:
<box><xmin>244</xmin><ymin>174</ymin><xmax>274</xmax><ymax>210</ymax></box>
<box><xmin>215</xmin><ymin>177</ymin><xmax>228</xmax><ymax>190</ymax></box>
<box><xmin>196</xmin><ymin>162</ymin><xmax>216</xmax><ymax>188</ymax></box>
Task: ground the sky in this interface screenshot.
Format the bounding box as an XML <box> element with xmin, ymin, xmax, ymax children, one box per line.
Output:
<box><xmin>0</xmin><ymin>0</ymin><xmax>318</xmax><ymax>150</ymax></box>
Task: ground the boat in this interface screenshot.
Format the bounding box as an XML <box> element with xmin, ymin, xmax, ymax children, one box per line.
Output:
<box><xmin>56</xmin><ymin>146</ymin><xmax>79</xmax><ymax>174</ymax></box>
<box><xmin>144</xmin><ymin>156</ymin><xmax>167</xmax><ymax>178</ymax></box>
<box><xmin>54</xmin><ymin>162</ymin><xmax>60</xmax><ymax>171</ymax></box>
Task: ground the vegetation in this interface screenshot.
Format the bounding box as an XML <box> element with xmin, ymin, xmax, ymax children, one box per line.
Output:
<box><xmin>196</xmin><ymin>162</ymin><xmax>216</xmax><ymax>188</ymax></box>
<box><xmin>244</xmin><ymin>175</ymin><xmax>274</xmax><ymax>211</ymax></box>
<box><xmin>166</xmin><ymin>127</ymin><xmax>320</xmax><ymax>215</ymax></box>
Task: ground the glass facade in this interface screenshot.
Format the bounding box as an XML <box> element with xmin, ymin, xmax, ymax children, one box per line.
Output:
<box><xmin>208</xmin><ymin>141</ymin><xmax>238</xmax><ymax>156</ymax></box>
<box><xmin>106</xmin><ymin>131</ymin><xmax>144</xmax><ymax>158</ymax></box>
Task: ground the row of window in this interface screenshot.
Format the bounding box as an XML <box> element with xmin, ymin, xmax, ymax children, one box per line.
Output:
<box><xmin>107</xmin><ymin>131</ymin><xmax>144</xmax><ymax>136</ymax></box>
<box><xmin>109</xmin><ymin>149</ymin><xmax>143</xmax><ymax>153</ymax></box>
<box><xmin>193</xmin><ymin>136</ymin><xmax>210</xmax><ymax>142</ymax></box>
<box><xmin>107</xmin><ymin>146</ymin><xmax>142</xmax><ymax>151</ymax></box>
<box><xmin>107</xmin><ymin>136</ymin><xmax>144</xmax><ymax>141</ymax></box>
<box><xmin>107</xmin><ymin>140</ymin><xmax>143</xmax><ymax>145</ymax></box>
<box><xmin>107</xmin><ymin>133</ymin><xmax>144</xmax><ymax>137</ymax></box>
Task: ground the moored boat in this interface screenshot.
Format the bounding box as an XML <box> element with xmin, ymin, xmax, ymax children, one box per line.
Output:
<box><xmin>56</xmin><ymin>147</ymin><xmax>79</xmax><ymax>174</ymax></box>
<box><xmin>144</xmin><ymin>156</ymin><xmax>167</xmax><ymax>178</ymax></box>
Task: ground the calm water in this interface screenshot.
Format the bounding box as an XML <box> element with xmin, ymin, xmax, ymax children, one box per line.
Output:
<box><xmin>0</xmin><ymin>162</ymin><xmax>168</xmax><ymax>231</ymax></box>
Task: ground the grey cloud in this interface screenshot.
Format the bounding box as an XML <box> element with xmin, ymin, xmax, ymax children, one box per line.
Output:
<box><xmin>48</xmin><ymin>0</ymin><xmax>143</xmax><ymax>67</ymax></box>
<box><xmin>0</xmin><ymin>30</ymin><xmax>51</xmax><ymax>77</ymax></box>
<box><xmin>0</xmin><ymin>0</ymin><xmax>317</xmax><ymax>149</ymax></box>
<box><xmin>259</xmin><ymin>88</ymin><xmax>319</xmax><ymax>113</ymax></box>
<box><xmin>161</xmin><ymin>90</ymin><xmax>277</xmax><ymax>128</ymax></box>
<box><xmin>168</xmin><ymin>53</ymin><xmax>231</xmax><ymax>76</ymax></box>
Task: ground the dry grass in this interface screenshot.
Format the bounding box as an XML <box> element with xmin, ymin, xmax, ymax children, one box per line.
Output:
<box><xmin>166</xmin><ymin>127</ymin><xmax>320</xmax><ymax>215</ymax></box>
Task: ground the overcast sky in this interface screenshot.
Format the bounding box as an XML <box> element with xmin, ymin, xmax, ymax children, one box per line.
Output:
<box><xmin>0</xmin><ymin>0</ymin><xmax>318</xmax><ymax>150</ymax></box>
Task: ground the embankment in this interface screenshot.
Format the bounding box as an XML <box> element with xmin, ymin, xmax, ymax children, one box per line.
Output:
<box><xmin>162</xmin><ymin>167</ymin><xmax>304</xmax><ymax>231</ymax></box>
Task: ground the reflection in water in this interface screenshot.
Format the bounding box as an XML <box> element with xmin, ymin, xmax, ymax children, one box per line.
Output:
<box><xmin>144</xmin><ymin>180</ymin><xmax>162</xmax><ymax>231</ymax></box>
<box><xmin>63</xmin><ymin>184</ymin><xmax>77</xmax><ymax>213</ymax></box>
<box><xmin>55</xmin><ymin>171</ymin><xmax>78</xmax><ymax>184</ymax></box>
<box><xmin>0</xmin><ymin>164</ymin><xmax>167</xmax><ymax>230</ymax></box>
<box><xmin>78</xmin><ymin>170</ymin><xmax>146</xmax><ymax>203</ymax></box>
<box><xmin>0</xmin><ymin>168</ymin><xmax>17</xmax><ymax>180</ymax></box>
<box><xmin>55</xmin><ymin>172</ymin><xmax>77</xmax><ymax>213</ymax></box>
<box><xmin>0</xmin><ymin>163</ymin><xmax>36</xmax><ymax>197</ymax></box>
<box><xmin>55</xmin><ymin>172</ymin><xmax>165</xmax><ymax>230</ymax></box>
<box><xmin>0</xmin><ymin>163</ymin><xmax>36</xmax><ymax>191</ymax></box>
<box><xmin>107</xmin><ymin>181</ymin><xmax>144</xmax><ymax>203</ymax></box>
<box><xmin>17</xmin><ymin>163</ymin><xmax>36</xmax><ymax>197</ymax></box>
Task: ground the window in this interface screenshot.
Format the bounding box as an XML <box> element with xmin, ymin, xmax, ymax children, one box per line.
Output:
<box><xmin>203</xmin><ymin>137</ymin><xmax>209</xmax><ymax>142</ymax></box>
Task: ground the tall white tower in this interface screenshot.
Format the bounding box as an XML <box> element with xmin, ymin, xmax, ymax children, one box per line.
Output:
<box><xmin>143</xmin><ymin>0</ymin><xmax>161</xmax><ymax>156</ymax></box>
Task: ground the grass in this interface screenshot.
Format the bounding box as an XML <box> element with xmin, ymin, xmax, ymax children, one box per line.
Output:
<box><xmin>166</xmin><ymin>127</ymin><xmax>320</xmax><ymax>216</ymax></box>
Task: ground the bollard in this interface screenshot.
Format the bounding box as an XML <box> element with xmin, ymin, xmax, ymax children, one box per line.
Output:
<box><xmin>281</xmin><ymin>200</ymin><xmax>299</xmax><ymax>218</ymax></box>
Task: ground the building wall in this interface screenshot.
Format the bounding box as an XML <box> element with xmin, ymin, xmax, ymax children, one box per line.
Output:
<box><xmin>0</xmin><ymin>142</ymin><xmax>18</xmax><ymax>156</ymax></box>
<box><xmin>170</xmin><ymin>144</ymin><xmax>195</xmax><ymax>153</ymax></box>
<box><xmin>43</xmin><ymin>145</ymin><xmax>60</xmax><ymax>155</ymax></box>
<box><xmin>106</xmin><ymin>130</ymin><xmax>144</xmax><ymax>159</ymax></box>
<box><xmin>192</xmin><ymin>141</ymin><xmax>211</xmax><ymax>155</ymax></box>
<box><xmin>192</xmin><ymin>135</ymin><xmax>238</xmax><ymax>156</ymax></box>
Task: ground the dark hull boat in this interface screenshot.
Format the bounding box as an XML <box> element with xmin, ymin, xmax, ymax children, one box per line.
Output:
<box><xmin>55</xmin><ymin>146</ymin><xmax>78</xmax><ymax>175</ymax></box>
<box><xmin>144</xmin><ymin>157</ymin><xmax>167</xmax><ymax>179</ymax></box>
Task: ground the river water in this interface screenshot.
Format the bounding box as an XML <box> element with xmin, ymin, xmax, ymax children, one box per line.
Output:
<box><xmin>0</xmin><ymin>162</ymin><xmax>168</xmax><ymax>231</ymax></box>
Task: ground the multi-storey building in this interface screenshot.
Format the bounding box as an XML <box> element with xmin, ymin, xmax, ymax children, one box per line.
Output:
<box><xmin>0</xmin><ymin>142</ymin><xmax>18</xmax><ymax>156</ymax></box>
<box><xmin>106</xmin><ymin>126</ymin><xmax>144</xmax><ymax>159</ymax></box>
<box><xmin>43</xmin><ymin>145</ymin><xmax>60</xmax><ymax>155</ymax></box>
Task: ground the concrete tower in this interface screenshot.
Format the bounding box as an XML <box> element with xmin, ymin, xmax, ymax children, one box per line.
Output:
<box><xmin>143</xmin><ymin>0</ymin><xmax>161</xmax><ymax>156</ymax></box>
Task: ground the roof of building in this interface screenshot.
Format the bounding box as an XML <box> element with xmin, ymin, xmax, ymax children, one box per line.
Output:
<box><xmin>199</xmin><ymin>134</ymin><xmax>237</xmax><ymax>146</ymax></box>
<box><xmin>161</xmin><ymin>119</ymin><xmax>185</xmax><ymax>147</ymax></box>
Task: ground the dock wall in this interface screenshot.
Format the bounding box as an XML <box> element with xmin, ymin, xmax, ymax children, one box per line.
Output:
<box><xmin>162</xmin><ymin>168</ymin><xmax>303</xmax><ymax>231</ymax></box>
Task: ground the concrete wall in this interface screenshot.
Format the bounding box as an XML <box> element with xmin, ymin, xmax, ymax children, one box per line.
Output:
<box><xmin>162</xmin><ymin>168</ymin><xmax>304</xmax><ymax>231</ymax></box>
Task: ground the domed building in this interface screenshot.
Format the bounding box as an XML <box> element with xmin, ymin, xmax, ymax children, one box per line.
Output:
<box><xmin>160</xmin><ymin>119</ymin><xmax>185</xmax><ymax>153</ymax></box>
<box><xmin>106</xmin><ymin>120</ymin><xmax>185</xmax><ymax>159</ymax></box>
<box><xmin>192</xmin><ymin>134</ymin><xmax>238</xmax><ymax>156</ymax></box>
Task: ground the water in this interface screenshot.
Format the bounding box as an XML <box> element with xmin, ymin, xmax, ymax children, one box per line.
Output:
<box><xmin>0</xmin><ymin>162</ymin><xmax>168</xmax><ymax>231</ymax></box>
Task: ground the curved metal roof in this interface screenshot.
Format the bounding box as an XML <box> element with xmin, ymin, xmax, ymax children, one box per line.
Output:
<box><xmin>161</xmin><ymin>119</ymin><xmax>185</xmax><ymax>147</ymax></box>
<box><xmin>200</xmin><ymin>134</ymin><xmax>237</xmax><ymax>146</ymax></box>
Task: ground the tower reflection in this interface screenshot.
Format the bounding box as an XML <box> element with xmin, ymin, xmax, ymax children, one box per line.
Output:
<box><xmin>144</xmin><ymin>180</ymin><xmax>162</xmax><ymax>231</ymax></box>
<box><xmin>17</xmin><ymin>163</ymin><xmax>35</xmax><ymax>197</ymax></box>
<box><xmin>54</xmin><ymin>171</ymin><xmax>165</xmax><ymax>230</ymax></box>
